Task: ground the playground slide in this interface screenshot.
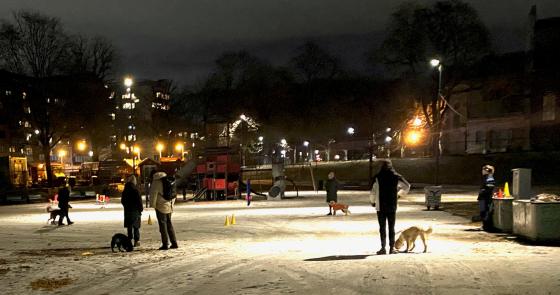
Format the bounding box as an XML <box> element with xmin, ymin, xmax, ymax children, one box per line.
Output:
<box><xmin>174</xmin><ymin>160</ymin><xmax>197</xmax><ymax>188</ymax></box>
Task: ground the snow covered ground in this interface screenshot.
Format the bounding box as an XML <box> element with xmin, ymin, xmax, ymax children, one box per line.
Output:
<box><xmin>0</xmin><ymin>191</ymin><xmax>559</xmax><ymax>294</ymax></box>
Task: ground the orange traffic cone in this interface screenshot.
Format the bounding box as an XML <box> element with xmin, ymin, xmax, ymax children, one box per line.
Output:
<box><xmin>231</xmin><ymin>214</ymin><xmax>236</xmax><ymax>225</ymax></box>
<box><xmin>497</xmin><ymin>188</ymin><xmax>504</xmax><ymax>198</ymax></box>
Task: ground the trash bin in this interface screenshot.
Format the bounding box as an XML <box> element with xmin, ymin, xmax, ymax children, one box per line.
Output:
<box><xmin>424</xmin><ymin>186</ymin><xmax>442</xmax><ymax>210</ymax></box>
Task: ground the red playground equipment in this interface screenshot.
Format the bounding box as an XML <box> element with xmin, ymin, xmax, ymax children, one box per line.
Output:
<box><xmin>195</xmin><ymin>147</ymin><xmax>241</xmax><ymax>200</ymax></box>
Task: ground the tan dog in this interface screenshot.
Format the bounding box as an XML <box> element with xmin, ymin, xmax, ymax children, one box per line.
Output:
<box><xmin>328</xmin><ymin>201</ymin><xmax>350</xmax><ymax>215</ymax></box>
<box><xmin>394</xmin><ymin>226</ymin><xmax>432</xmax><ymax>253</ymax></box>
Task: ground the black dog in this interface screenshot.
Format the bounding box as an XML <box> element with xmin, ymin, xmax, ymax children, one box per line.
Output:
<box><xmin>111</xmin><ymin>233</ymin><xmax>134</xmax><ymax>252</ymax></box>
<box><xmin>46</xmin><ymin>205</ymin><xmax>62</xmax><ymax>224</ymax></box>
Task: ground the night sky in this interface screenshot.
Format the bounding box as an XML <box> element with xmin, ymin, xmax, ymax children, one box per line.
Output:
<box><xmin>1</xmin><ymin>0</ymin><xmax>559</xmax><ymax>84</ymax></box>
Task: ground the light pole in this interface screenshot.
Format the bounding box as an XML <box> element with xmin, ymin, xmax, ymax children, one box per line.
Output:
<box><xmin>175</xmin><ymin>143</ymin><xmax>184</xmax><ymax>160</ymax></box>
<box><xmin>430</xmin><ymin>59</ymin><xmax>443</xmax><ymax>185</ymax></box>
<box><xmin>156</xmin><ymin>142</ymin><xmax>164</xmax><ymax>159</ymax></box>
<box><xmin>303</xmin><ymin>140</ymin><xmax>309</xmax><ymax>162</ymax></box>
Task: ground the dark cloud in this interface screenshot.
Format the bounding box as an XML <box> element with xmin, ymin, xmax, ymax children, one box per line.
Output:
<box><xmin>1</xmin><ymin>0</ymin><xmax>559</xmax><ymax>83</ymax></box>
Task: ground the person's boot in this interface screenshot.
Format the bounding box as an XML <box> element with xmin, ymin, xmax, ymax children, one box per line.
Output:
<box><xmin>170</xmin><ymin>243</ymin><xmax>178</xmax><ymax>249</ymax></box>
<box><xmin>389</xmin><ymin>248</ymin><xmax>398</xmax><ymax>254</ymax></box>
<box><xmin>376</xmin><ymin>248</ymin><xmax>386</xmax><ymax>255</ymax></box>
<box><xmin>158</xmin><ymin>245</ymin><xmax>169</xmax><ymax>250</ymax></box>
<box><xmin>134</xmin><ymin>241</ymin><xmax>140</xmax><ymax>247</ymax></box>
<box><xmin>68</xmin><ymin>221</ymin><xmax>74</xmax><ymax>225</ymax></box>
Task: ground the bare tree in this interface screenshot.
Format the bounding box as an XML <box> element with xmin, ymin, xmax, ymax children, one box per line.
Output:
<box><xmin>0</xmin><ymin>10</ymin><xmax>118</xmax><ymax>186</ymax></box>
<box><xmin>68</xmin><ymin>35</ymin><xmax>117</xmax><ymax>80</ymax></box>
<box><xmin>0</xmin><ymin>11</ymin><xmax>70</xmax><ymax>77</ymax></box>
<box><xmin>291</xmin><ymin>41</ymin><xmax>340</xmax><ymax>83</ymax></box>
<box><xmin>379</xmin><ymin>0</ymin><xmax>491</xmax><ymax>162</ymax></box>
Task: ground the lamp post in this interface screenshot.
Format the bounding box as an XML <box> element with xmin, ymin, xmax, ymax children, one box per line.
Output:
<box><xmin>303</xmin><ymin>140</ymin><xmax>309</xmax><ymax>162</ymax></box>
<box><xmin>58</xmin><ymin>150</ymin><xmax>66</xmax><ymax>165</ymax></box>
<box><xmin>156</xmin><ymin>142</ymin><xmax>164</xmax><ymax>159</ymax></box>
<box><xmin>175</xmin><ymin>143</ymin><xmax>184</xmax><ymax>160</ymax></box>
<box><xmin>430</xmin><ymin>59</ymin><xmax>443</xmax><ymax>185</ymax></box>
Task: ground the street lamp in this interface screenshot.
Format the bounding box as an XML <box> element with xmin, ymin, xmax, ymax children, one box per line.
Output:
<box><xmin>347</xmin><ymin>127</ymin><xmax>355</xmax><ymax>135</ymax></box>
<box><xmin>156</xmin><ymin>142</ymin><xmax>164</xmax><ymax>159</ymax></box>
<box><xmin>124</xmin><ymin>76</ymin><xmax>133</xmax><ymax>88</ymax></box>
<box><xmin>280</xmin><ymin>138</ymin><xmax>287</xmax><ymax>146</ymax></box>
<box><xmin>175</xmin><ymin>143</ymin><xmax>184</xmax><ymax>160</ymax></box>
<box><xmin>77</xmin><ymin>140</ymin><xmax>87</xmax><ymax>152</ymax></box>
<box><xmin>58</xmin><ymin>150</ymin><xmax>66</xmax><ymax>165</ymax></box>
<box><xmin>119</xmin><ymin>143</ymin><xmax>127</xmax><ymax>150</ymax></box>
<box><xmin>430</xmin><ymin>58</ymin><xmax>443</xmax><ymax>185</ymax></box>
<box><xmin>258</xmin><ymin>136</ymin><xmax>264</xmax><ymax>142</ymax></box>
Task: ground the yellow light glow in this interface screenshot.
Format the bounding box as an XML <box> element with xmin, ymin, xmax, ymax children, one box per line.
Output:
<box><xmin>77</xmin><ymin>141</ymin><xmax>87</xmax><ymax>151</ymax></box>
<box><xmin>413</xmin><ymin>117</ymin><xmax>422</xmax><ymax>127</ymax></box>
<box><xmin>58</xmin><ymin>150</ymin><xmax>67</xmax><ymax>157</ymax></box>
<box><xmin>156</xmin><ymin>143</ymin><xmax>164</xmax><ymax>152</ymax></box>
<box><xmin>405</xmin><ymin>130</ymin><xmax>422</xmax><ymax>146</ymax></box>
<box><xmin>175</xmin><ymin>143</ymin><xmax>184</xmax><ymax>152</ymax></box>
<box><xmin>133</xmin><ymin>146</ymin><xmax>140</xmax><ymax>154</ymax></box>
<box><xmin>119</xmin><ymin>143</ymin><xmax>127</xmax><ymax>150</ymax></box>
<box><xmin>124</xmin><ymin>77</ymin><xmax>133</xmax><ymax>87</ymax></box>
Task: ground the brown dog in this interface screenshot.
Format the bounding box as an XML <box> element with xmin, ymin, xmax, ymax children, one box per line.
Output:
<box><xmin>394</xmin><ymin>226</ymin><xmax>432</xmax><ymax>253</ymax></box>
<box><xmin>328</xmin><ymin>201</ymin><xmax>350</xmax><ymax>215</ymax></box>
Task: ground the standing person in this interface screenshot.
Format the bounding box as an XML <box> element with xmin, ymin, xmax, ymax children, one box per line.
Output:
<box><xmin>57</xmin><ymin>181</ymin><xmax>73</xmax><ymax>226</ymax></box>
<box><xmin>150</xmin><ymin>171</ymin><xmax>178</xmax><ymax>250</ymax></box>
<box><xmin>371</xmin><ymin>160</ymin><xmax>409</xmax><ymax>255</ymax></box>
<box><xmin>325</xmin><ymin>171</ymin><xmax>341</xmax><ymax>215</ymax></box>
<box><xmin>121</xmin><ymin>175</ymin><xmax>143</xmax><ymax>247</ymax></box>
<box><xmin>478</xmin><ymin>165</ymin><xmax>496</xmax><ymax>231</ymax></box>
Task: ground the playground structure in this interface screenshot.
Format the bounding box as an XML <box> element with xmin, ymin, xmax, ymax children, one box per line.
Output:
<box><xmin>194</xmin><ymin>147</ymin><xmax>241</xmax><ymax>200</ymax></box>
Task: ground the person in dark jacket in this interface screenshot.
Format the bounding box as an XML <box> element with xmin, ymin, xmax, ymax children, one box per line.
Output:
<box><xmin>57</xmin><ymin>182</ymin><xmax>73</xmax><ymax>226</ymax></box>
<box><xmin>478</xmin><ymin>165</ymin><xmax>496</xmax><ymax>231</ymax></box>
<box><xmin>372</xmin><ymin>160</ymin><xmax>409</xmax><ymax>255</ymax></box>
<box><xmin>121</xmin><ymin>175</ymin><xmax>143</xmax><ymax>247</ymax></box>
<box><xmin>325</xmin><ymin>171</ymin><xmax>341</xmax><ymax>215</ymax></box>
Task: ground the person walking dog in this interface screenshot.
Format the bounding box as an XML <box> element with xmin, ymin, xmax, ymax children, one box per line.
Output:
<box><xmin>121</xmin><ymin>175</ymin><xmax>143</xmax><ymax>247</ymax></box>
<box><xmin>371</xmin><ymin>160</ymin><xmax>410</xmax><ymax>255</ymax></box>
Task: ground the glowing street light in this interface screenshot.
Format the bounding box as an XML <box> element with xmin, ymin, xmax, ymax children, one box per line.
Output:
<box><xmin>119</xmin><ymin>143</ymin><xmax>127</xmax><ymax>150</ymax></box>
<box><xmin>347</xmin><ymin>127</ymin><xmax>355</xmax><ymax>135</ymax></box>
<box><xmin>385</xmin><ymin>136</ymin><xmax>393</xmax><ymax>143</ymax></box>
<box><xmin>77</xmin><ymin>141</ymin><xmax>87</xmax><ymax>152</ymax></box>
<box><xmin>175</xmin><ymin>142</ymin><xmax>185</xmax><ymax>159</ymax></box>
<box><xmin>303</xmin><ymin>140</ymin><xmax>309</xmax><ymax>147</ymax></box>
<box><xmin>405</xmin><ymin>130</ymin><xmax>422</xmax><ymax>146</ymax></box>
<box><xmin>58</xmin><ymin>150</ymin><xmax>66</xmax><ymax>165</ymax></box>
<box><xmin>280</xmin><ymin>138</ymin><xmax>287</xmax><ymax>145</ymax></box>
<box><xmin>34</xmin><ymin>129</ymin><xmax>40</xmax><ymax>135</ymax></box>
<box><xmin>124</xmin><ymin>76</ymin><xmax>133</xmax><ymax>88</ymax></box>
<box><xmin>240</xmin><ymin>114</ymin><xmax>247</xmax><ymax>120</ymax></box>
<box><xmin>156</xmin><ymin>142</ymin><xmax>164</xmax><ymax>158</ymax></box>
<box><xmin>258</xmin><ymin>136</ymin><xmax>264</xmax><ymax>142</ymax></box>
<box><xmin>413</xmin><ymin>117</ymin><xmax>422</xmax><ymax>127</ymax></box>
<box><xmin>430</xmin><ymin>59</ymin><xmax>440</xmax><ymax>67</ymax></box>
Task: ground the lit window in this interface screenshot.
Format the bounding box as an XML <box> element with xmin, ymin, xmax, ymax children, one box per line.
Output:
<box><xmin>156</xmin><ymin>92</ymin><xmax>161</xmax><ymax>98</ymax></box>
<box><xmin>26</xmin><ymin>107</ymin><xmax>31</xmax><ymax>114</ymax></box>
<box><xmin>123</xmin><ymin>103</ymin><xmax>135</xmax><ymax>109</ymax></box>
<box><xmin>22</xmin><ymin>92</ymin><xmax>26</xmax><ymax>99</ymax></box>
<box><xmin>543</xmin><ymin>92</ymin><xmax>557</xmax><ymax>121</ymax></box>
<box><xmin>5</xmin><ymin>90</ymin><xmax>12</xmax><ymax>96</ymax></box>
<box><xmin>110</xmin><ymin>113</ymin><xmax>115</xmax><ymax>120</ymax></box>
<box><xmin>24</xmin><ymin>121</ymin><xmax>31</xmax><ymax>128</ymax></box>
